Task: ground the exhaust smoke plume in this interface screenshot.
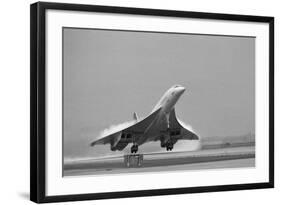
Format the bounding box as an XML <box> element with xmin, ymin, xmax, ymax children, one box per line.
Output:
<box><xmin>97</xmin><ymin>120</ymin><xmax>136</xmax><ymax>139</ymax></box>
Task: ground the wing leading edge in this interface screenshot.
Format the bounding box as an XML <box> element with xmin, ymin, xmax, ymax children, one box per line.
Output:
<box><xmin>169</xmin><ymin>108</ymin><xmax>199</xmax><ymax>140</ymax></box>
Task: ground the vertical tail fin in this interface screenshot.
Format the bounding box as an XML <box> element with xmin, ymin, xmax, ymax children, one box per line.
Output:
<box><xmin>133</xmin><ymin>112</ymin><xmax>138</xmax><ymax>122</ymax></box>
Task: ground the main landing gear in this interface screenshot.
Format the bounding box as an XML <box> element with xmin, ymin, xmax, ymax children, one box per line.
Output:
<box><xmin>161</xmin><ymin>139</ymin><xmax>174</xmax><ymax>151</ymax></box>
<box><xmin>166</xmin><ymin>141</ymin><xmax>174</xmax><ymax>151</ymax></box>
<box><xmin>131</xmin><ymin>144</ymin><xmax>138</xmax><ymax>153</ymax></box>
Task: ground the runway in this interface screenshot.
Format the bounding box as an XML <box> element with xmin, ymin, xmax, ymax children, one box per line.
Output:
<box><xmin>64</xmin><ymin>146</ymin><xmax>255</xmax><ymax>177</ymax></box>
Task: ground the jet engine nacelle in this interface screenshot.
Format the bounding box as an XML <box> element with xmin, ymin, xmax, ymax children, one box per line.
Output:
<box><xmin>110</xmin><ymin>132</ymin><xmax>129</xmax><ymax>151</ymax></box>
<box><xmin>159</xmin><ymin>132</ymin><xmax>179</xmax><ymax>149</ymax></box>
<box><xmin>110</xmin><ymin>132</ymin><xmax>121</xmax><ymax>151</ymax></box>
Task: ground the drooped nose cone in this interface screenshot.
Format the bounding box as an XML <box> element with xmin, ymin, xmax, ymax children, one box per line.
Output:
<box><xmin>172</xmin><ymin>85</ymin><xmax>186</xmax><ymax>96</ymax></box>
<box><xmin>178</xmin><ymin>86</ymin><xmax>186</xmax><ymax>95</ymax></box>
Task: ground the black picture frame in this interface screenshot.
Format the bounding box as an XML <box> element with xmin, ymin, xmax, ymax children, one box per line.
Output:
<box><xmin>30</xmin><ymin>1</ymin><xmax>274</xmax><ymax>203</ymax></box>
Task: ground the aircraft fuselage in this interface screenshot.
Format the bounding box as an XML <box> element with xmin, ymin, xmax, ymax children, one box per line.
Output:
<box><xmin>152</xmin><ymin>85</ymin><xmax>186</xmax><ymax>128</ymax></box>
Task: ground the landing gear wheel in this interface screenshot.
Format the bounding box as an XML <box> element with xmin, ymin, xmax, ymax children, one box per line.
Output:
<box><xmin>131</xmin><ymin>145</ymin><xmax>138</xmax><ymax>153</ymax></box>
<box><xmin>170</xmin><ymin>145</ymin><xmax>173</xmax><ymax>151</ymax></box>
<box><xmin>166</xmin><ymin>143</ymin><xmax>173</xmax><ymax>151</ymax></box>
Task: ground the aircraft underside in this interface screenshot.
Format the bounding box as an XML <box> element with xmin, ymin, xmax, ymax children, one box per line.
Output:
<box><xmin>110</xmin><ymin>127</ymin><xmax>182</xmax><ymax>153</ymax></box>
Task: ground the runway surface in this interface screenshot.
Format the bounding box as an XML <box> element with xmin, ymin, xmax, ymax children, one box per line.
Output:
<box><xmin>64</xmin><ymin>146</ymin><xmax>255</xmax><ymax>177</ymax></box>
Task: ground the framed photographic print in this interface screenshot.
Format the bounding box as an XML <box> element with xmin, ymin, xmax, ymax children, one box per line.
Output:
<box><xmin>30</xmin><ymin>2</ymin><xmax>274</xmax><ymax>203</ymax></box>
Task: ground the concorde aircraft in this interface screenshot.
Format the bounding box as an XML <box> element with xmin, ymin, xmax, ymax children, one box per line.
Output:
<box><xmin>90</xmin><ymin>85</ymin><xmax>199</xmax><ymax>153</ymax></box>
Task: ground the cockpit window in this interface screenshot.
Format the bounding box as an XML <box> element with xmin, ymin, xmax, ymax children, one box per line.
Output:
<box><xmin>174</xmin><ymin>85</ymin><xmax>181</xmax><ymax>88</ymax></box>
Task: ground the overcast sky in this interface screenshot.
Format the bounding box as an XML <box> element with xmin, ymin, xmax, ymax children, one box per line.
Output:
<box><xmin>63</xmin><ymin>28</ymin><xmax>255</xmax><ymax>160</ymax></box>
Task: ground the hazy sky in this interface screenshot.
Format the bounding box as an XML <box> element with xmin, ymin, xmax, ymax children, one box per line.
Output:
<box><xmin>63</xmin><ymin>28</ymin><xmax>255</xmax><ymax>159</ymax></box>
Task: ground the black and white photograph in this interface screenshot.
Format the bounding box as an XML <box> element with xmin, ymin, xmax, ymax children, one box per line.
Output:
<box><xmin>0</xmin><ymin>0</ymin><xmax>279</xmax><ymax>204</ymax></box>
<box><xmin>29</xmin><ymin>2</ymin><xmax>274</xmax><ymax>203</ymax></box>
<box><xmin>63</xmin><ymin>28</ymin><xmax>256</xmax><ymax>177</ymax></box>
